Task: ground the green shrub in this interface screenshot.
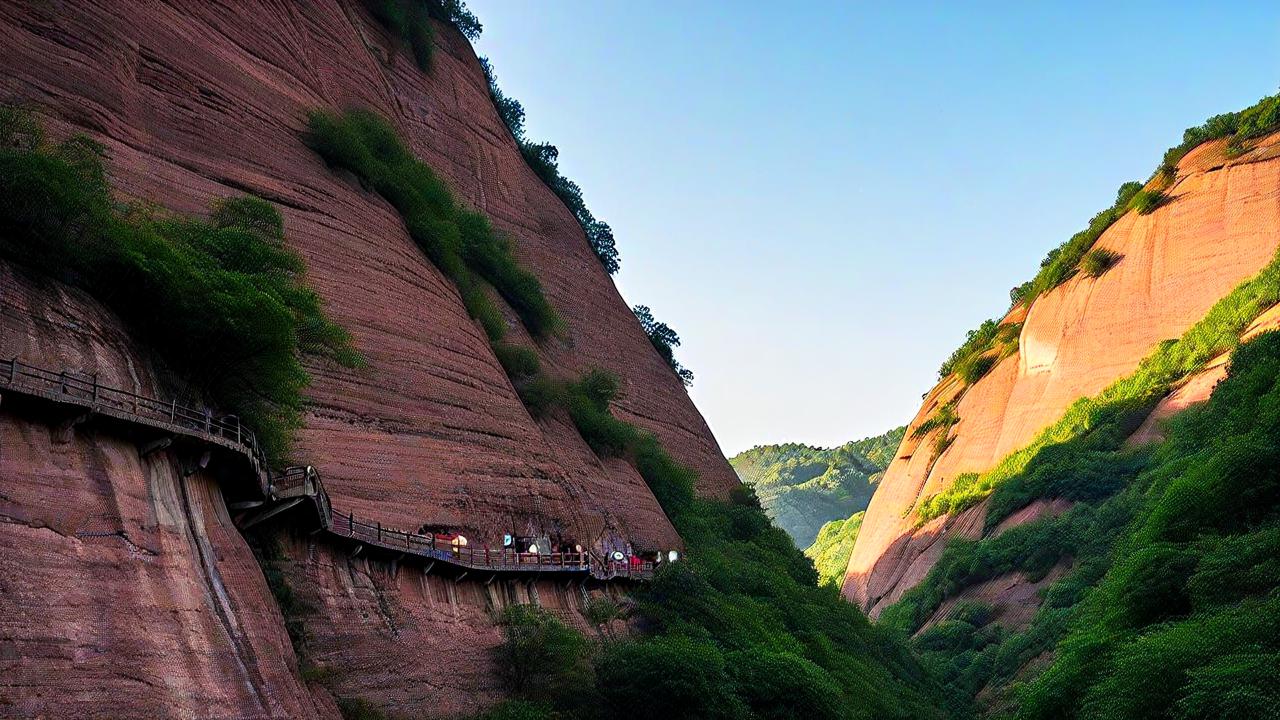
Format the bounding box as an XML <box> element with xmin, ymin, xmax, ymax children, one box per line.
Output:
<box><xmin>516</xmin><ymin>374</ymin><xmax>562</xmax><ymax>418</ymax></box>
<box><xmin>307</xmin><ymin>109</ymin><xmax>561</xmax><ymax>343</ymax></box>
<box><xmin>726</xmin><ymin>648</ymin><xmax>845</xmax><ymax>720</ymax></box>
<box><xmin>634</xmin><ymin>304</ymin><xmax>694</xmax><ymax>386</ymax></box>
<box><xmin>595</xmin><ymin>637</ymin><xmax>744</xmax><ymax>720</ymax></box>
<box><xmin>1080</xmin><ymin>247</ymin><xmax>1122</xmax><ymax>277</ymax></box>
<box><xmin>913</xmin><ymin>401</ymin><xmax>959</xmax><ymax>441</ymax></box>
<box><xmin>564</xmin><ymin>370</ymin><xmax>638</xmax><ymax>457</ymax></box>
<box><xmin>955</xmin><ymin>353</ymin><xmax>997</xmax><ymax>385</ymax></box>
<box><xmin>361</xmin><ymin>0</ymin><xmax>481</xmax><ymax>70</ymax></box>
<box><xmin>0</xmin><ymin>110</ymin><xmax>361</xmax><ymax>462</ymax></box>
<box><xmin>939</xmin><ymin>319</ymin><xmax>999</xmax><ymax>378</ymax></box>
<box><xmin>1128</xmin><ymin>189</ymin><xmax>1167</xmax><ymax>215</ymax></box>
<box><xmin>479</xmin><ymin>55</ymin><xmax>621</xmax><ymax>274</ymax></box>
<box><xmin>494</xmin><ymin>604</ymin><xmax>592</xmax><ymax>703</ymax></box>
<box><xmin>493</xmin><ymin>342</ymin><xmax>540</xmax><ymax>380</ymax></box>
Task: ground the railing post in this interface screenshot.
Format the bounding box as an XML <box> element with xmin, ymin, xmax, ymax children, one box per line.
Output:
<box><xmin>349</xmin><ymin>511</ymin><xmax>354</xmax><ymax>535</ymax></box>
<box><xmin>59</xmin><ymin>371</ymin><xmax>67</xmax><ymax>394</ymax></box>
<box><xmin>170</xmin><ymin>399</ymin><xmax>176</xmax><ymax>422</ymax></box>
<box><xmin>8</xmin><ymin>358</ymin><xmax>15</xmax><ymax>384</ymax></box>
<box><xmin>376</xmin><ymin>521</ymin><xmax>382</xmax><ymax>542</ymax></box>
<box><xmin>92</xmin><ymin>373</ymin><xmax>99</xmax><ymax>403</ymax></box>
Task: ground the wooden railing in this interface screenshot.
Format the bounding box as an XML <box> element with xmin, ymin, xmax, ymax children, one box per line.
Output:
<box><xmin>0</xmin><ymin>356</ymin><xmax>658</xmax><ymax>582</ymax></box>
<box><xmin>0</xmin><ymin>356</ymin><xmax>267</xmax><ymax>484</ymax></box>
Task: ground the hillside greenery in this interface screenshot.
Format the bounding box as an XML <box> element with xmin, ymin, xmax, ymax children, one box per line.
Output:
<box><xmin>805</xmin><ymin>512</ymin><xmax>866</xmax><ymax>587</ymax></box>
<box><xmin>730</xmin><ymin>427</ymin><xmax>904</xmax><ymax>547</ymax></box>
<box><xmin>883</xmin><ymin>330</ymin><xmax>1280</xmax><ymax>718</ymax></box>
<box><xmin>479</xmin><ymin>57</ymin><xmax>621</xmax><ymax>274</ymax></box>
<box><xmin>0</xmin><ymin>107</ymin><xmax>361</xmax><ymax>463</ymax></box>
<box><xmin>361</xmin><ymin>0</ymin><xmax>481</xmax><ymax>70</ymax></box>
<box><xmin>633</xmin><ymin>304</ymin><xmax>694</xmax><ymax>386</ymax></box>
<box><xmin>477</xmin><ymin>393</ymin><xmax>946</xmax><ymax>719</ymax></box>
<box><xmin>360</xmin><ymin>0</ymin><xmax>620</xmax><ymax>275</ymax></box>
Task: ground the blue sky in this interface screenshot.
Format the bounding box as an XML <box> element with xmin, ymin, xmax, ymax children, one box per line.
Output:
<box><xmin>466</xmin><ymin>1</ymin><xmax>1280</xmax><ymax>456</ymax></box>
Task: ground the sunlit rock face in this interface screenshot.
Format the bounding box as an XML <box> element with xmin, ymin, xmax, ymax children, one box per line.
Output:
<box><xmin>844</xmin><ymin>134</ymin><xmax>1280</xmax><ymax>617</ymax></box>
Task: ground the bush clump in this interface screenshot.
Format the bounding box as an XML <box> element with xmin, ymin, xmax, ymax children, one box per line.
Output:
<box><xmin>0</xmin><ymin>108</ymin><xmax>361</xmax><ymax>462</ymax></box>
<box><xmin>1128</xmin><ymin>189</ymin><xmax>1167</xmax><ymax>215</ymax></box>
<box><xmin>361</xmin><ymin>0</ymin><xmax>481</xmax><ymax>70</ymax></box>
<box><xmin>1080</xmin><ymin>247</ymin><xmax>1122</xmax><ymax>277</ymax></box>
<box><xmin>308</xmin><ymin>109</ymin><xmax>560</xmax><ymax>345</ymax></box>
<box><xmin>633</xmin><ymin>304</ymin><xmax>694</xmax><ymax>386</ymax></box>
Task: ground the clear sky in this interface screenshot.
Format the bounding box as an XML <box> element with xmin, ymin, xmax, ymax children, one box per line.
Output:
<box><xmin>466</xmin><ymin>1</ymin><xmax>1280</xmax><ymax>456</ymax></box>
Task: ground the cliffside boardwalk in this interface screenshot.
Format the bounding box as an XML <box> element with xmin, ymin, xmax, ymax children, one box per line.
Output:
<box><xmin>0</xmin><ymin>356</ymin><xmax>656</xmax><ymax>582</ymax></box>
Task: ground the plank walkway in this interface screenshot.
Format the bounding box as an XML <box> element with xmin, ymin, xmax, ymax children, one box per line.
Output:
<box><xmin>0</xmin><ymin>357</ymin><xmax>655</xmax><ymax>582</ymax></box>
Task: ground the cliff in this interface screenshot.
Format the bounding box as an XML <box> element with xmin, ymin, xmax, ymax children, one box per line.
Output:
<box><xmin>843</xmin><ymin>131</ymin><xmax>1280</xmax><ymax>616</ymax></box>
<box><xmin>0</xmin><ymin>1</ymin><xmax>738</xmax><ymax>716</ymax></box>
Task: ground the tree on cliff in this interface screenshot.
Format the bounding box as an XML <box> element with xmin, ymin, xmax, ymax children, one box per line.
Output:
<box><xmin>633</xmin><ymin>305</ymin><xmax>694</xmax><ymax>386</ymax></box>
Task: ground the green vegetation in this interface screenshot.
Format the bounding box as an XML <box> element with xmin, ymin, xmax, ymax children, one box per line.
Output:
<box><xmin>494</xmin><ymin>605</ymin><xmax>592</xmax><ymax>703</ymax></box>
<box><xmin>1158</xmin><ymin>92</ymin><xmax>1280</xmax><ymax>177</ymax></box>
<box><xmin>936</xmin><ymin>318</ymin><xmax>1019</xmax><ymax>387</ymax></box>
<box><xmin>485</xmin><ymin>397</ymin><xmax>945</xmax><ymax>718</ymax></box>
<box><xmin>731</xmin><ymin>427</ymin><xmax>903</xmax><ymax>547</ymax></box>
<box><xmin>633</xmin><ymin>304</ymin><xmax>694</xmax><ymax>386</ymax></box>
<box><xmin>361</xmin><ymin>0</ymin><xmax>481</xmax><ymax>70</ymax></box>
<box><xmin>478</xmin><ymin>57</ymin><xmax>621</xmax><ymax>274</ymax></box>
<box><xmin>307</xmin><ymin>109</ymin><xmax>559</xmax><ymax>346</ymax></box>
<box><xmin>915</xmin><ymin>240</ymin><xmax>1280</xmax><ymax>524</ymax></box>
<box><xmin>805</xmin><ymin>511</ymin><xmax>865</xmax><ymax>587</ymax></box>
<box><xmin>938</xmin><ymin>320</ymin><xmax>1000</xmax><ymax>379</ymax></box>
<box><xmin>1128</xmin><ymin>188</ymin><xmax>1167</xmax><ymax>215</ymax></box>
<box><xmin>1080</xmin><ymin>247</ymin><xmax>1122</xmax><ymax>278</ymax></box>
<box><xmin>0</xmin><ymin>108</ymin><xmax>360</xmax><ymax>463</ymax></box>
<box><xmin>913</xmin><ymin>402</ymin><xmax>960</xmax><ymax>459</ymax></box>
<box><xmin>1021</xmin><ymin>181</ymin><xmax>1140</xmax><ymax>306</ymax></box>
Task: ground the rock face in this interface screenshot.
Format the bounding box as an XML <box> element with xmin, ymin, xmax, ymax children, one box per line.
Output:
<box><xmin>844</xmin><ymin>134</ymin><xmax>1280</xmax><ymax>615</ymax></box>
<box><xmin>0</xmin><ymin>1</ymin><xmax>737</xmax><ymax>716</ymax></box>
<box><xmin>0</xmin><ymin>265</ymin><xmax>337</xmax><ymax>719</ymax></box>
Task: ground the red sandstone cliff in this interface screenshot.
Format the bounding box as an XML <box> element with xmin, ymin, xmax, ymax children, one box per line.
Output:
<box><xmin>0</xmin><ymin>2</ymin><xmax>737</xmax><ymax>716</ymax></box>
<box><xmin>843</xmin><ymin>133</ymin><xmax>1280</xmax><ymax>617</ymax></box>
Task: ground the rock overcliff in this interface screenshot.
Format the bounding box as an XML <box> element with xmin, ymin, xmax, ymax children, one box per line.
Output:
<box><xmin>843</xmin><ymin>132</ymin><xmax>1280</xmax><ymax>616</ymax></box>
<box><xmin>0</xmin><ymin>1</ymin><xmax>738</xmax><ymax>716</ymax></box>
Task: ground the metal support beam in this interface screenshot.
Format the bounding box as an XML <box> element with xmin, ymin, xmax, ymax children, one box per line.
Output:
<box><xmin>239</xmin><ymin>497</ymin><xmax>303</xmax><ymax>530</ymax></box>
<box><xmin>228</xmin><ymin>501</ymin><xmax>264</xmax><ymax>510</ymax></box>
<box><xmin>139</xmin><ymin>436</ymin><xmax>173</xmax><ymax>458</ymax></box>
<box><xmin>350</xmin><ymin>544</ymin><xmax>363</xmax><ymax>558</ymax></box>
<box><xmin>454</xmin><ymin>571</ymin><xmax>468</xmax><ymax>584</ymax></box>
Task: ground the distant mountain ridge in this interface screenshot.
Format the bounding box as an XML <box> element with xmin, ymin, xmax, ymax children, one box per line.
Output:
<box><xmin>731</xmin><ymin>427</ymin><xmax>905</xmax><ymax>549</ymax></box>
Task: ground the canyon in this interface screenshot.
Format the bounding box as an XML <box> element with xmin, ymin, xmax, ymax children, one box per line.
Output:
<box><xmin>0</xmin><ymin>2</ymin><xmax>736</xmax><ymax>716</ymax></box>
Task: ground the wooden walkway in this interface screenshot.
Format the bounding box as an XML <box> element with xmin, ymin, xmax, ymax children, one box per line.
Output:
<box><xmin>0</xmin><ymin>357</ymin><xmax>655</xmax><ymax>582</ymax></box>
